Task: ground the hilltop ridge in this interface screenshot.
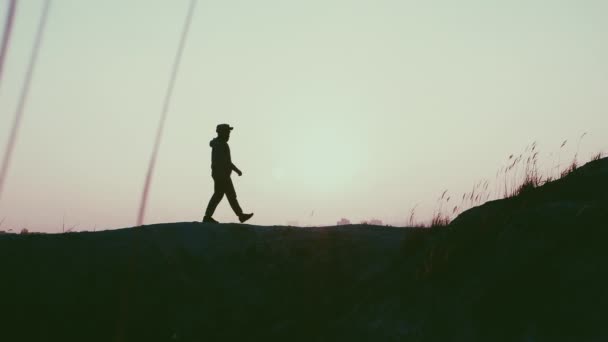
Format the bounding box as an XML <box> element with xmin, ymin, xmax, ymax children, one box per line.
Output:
<box><xmin>0</xmin><ymin>158</ymin><xmax>607</xmax><ymax>341</ymax></box>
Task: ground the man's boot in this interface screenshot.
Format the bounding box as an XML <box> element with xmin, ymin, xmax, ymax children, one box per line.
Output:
<box><xmin>202</xmin><ymin>216</ymin><xmax>219</xmax><ymax>223</ymax></box>
<box><xmin>238</xmin><ymin>213</ymin><xmax>254</xmax><ymax>223</ymax></box>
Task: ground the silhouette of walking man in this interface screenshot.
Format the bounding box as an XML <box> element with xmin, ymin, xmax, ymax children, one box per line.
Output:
<box><xmin>203</xmin><ymin>124</ymin><xmax>254</xmax><ymax>223</ymax></box>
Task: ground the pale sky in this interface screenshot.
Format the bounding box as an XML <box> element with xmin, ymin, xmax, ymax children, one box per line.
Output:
<box><xmin>0</xmin><ymin>0</ymin><xmax>607</xmax><ymax>232</ymax></box>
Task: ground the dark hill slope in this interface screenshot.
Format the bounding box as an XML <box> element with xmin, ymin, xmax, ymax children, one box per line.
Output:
<box><xmin>1</xmin><ymin>158</ymin><xmax>607</xmax><ymax>342</ymax></box>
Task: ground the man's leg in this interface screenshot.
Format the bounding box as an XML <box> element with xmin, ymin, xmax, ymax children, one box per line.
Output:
<box><xmin>204</xmin><ymin>176</ymin><xmax>226</xmax><ymax>218</ymax></box>
<box><xmin>224</xmin><ymin>177</ymin><xmax>243</xmax><ymax>216</ymax></box>
<box><xmin>225</xmin><ymin>177</ymin><xmax>254</xmax><ymax>223</ymax></box>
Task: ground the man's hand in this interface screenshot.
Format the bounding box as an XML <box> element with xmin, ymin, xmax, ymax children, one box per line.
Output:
<box><xmin>232</xmin><ymin>163</ymin><xmax>243</xmax><ymax>176</ymax></box>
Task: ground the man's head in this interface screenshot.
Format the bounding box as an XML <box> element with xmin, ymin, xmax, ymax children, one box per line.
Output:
<box><xmin>216</xmin><ymin>123</ymin><xmax>233</xmax><ymax>141</ymax></box>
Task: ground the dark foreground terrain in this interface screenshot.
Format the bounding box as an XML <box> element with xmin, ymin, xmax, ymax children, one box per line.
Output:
<box><xmin>1</xmin><ymin>158</ymin><xmax>607</xmax><ymax>341</ymax></box>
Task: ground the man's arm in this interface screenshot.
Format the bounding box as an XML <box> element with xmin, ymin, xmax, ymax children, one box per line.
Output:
<box><xmin>227</xmin><ymin>144</ymin><xmax>242</xmax><ymax>176</ymax></box>
<box><xmin>231</xmin><ymin>163</ymin><xmax>242</xmax><ymax>176</ymax></box>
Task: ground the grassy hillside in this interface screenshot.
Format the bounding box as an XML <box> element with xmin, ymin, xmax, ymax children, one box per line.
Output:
<box><xmin>1</xmin><ymin>157</ymin><xmax>607</xmax><ymax>341</ymax></box>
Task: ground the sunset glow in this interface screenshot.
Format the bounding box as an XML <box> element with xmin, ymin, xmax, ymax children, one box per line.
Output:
<box><xmin>0</xmin><ymin>0</ymin><xmax>607</xmax><ymax>231</ymax></box>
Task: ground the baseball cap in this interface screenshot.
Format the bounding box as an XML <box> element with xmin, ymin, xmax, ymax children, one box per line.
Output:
<box><xmin>216</xmin><ymin>124</ymin><xmax>234</xmax><ymax>133</ymax></box>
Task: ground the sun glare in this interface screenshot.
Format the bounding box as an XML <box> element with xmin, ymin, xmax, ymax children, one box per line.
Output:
<box><xmin>281</xmin><ymin>128</ymin><xmax>364</xmax><ymax>194</ymax></box>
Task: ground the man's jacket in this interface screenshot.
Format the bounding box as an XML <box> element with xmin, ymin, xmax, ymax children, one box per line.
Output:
<box><xmin>210</xmin><ymin>137</ymin><xmax>233</xmax><ymax>177</ymax></box>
